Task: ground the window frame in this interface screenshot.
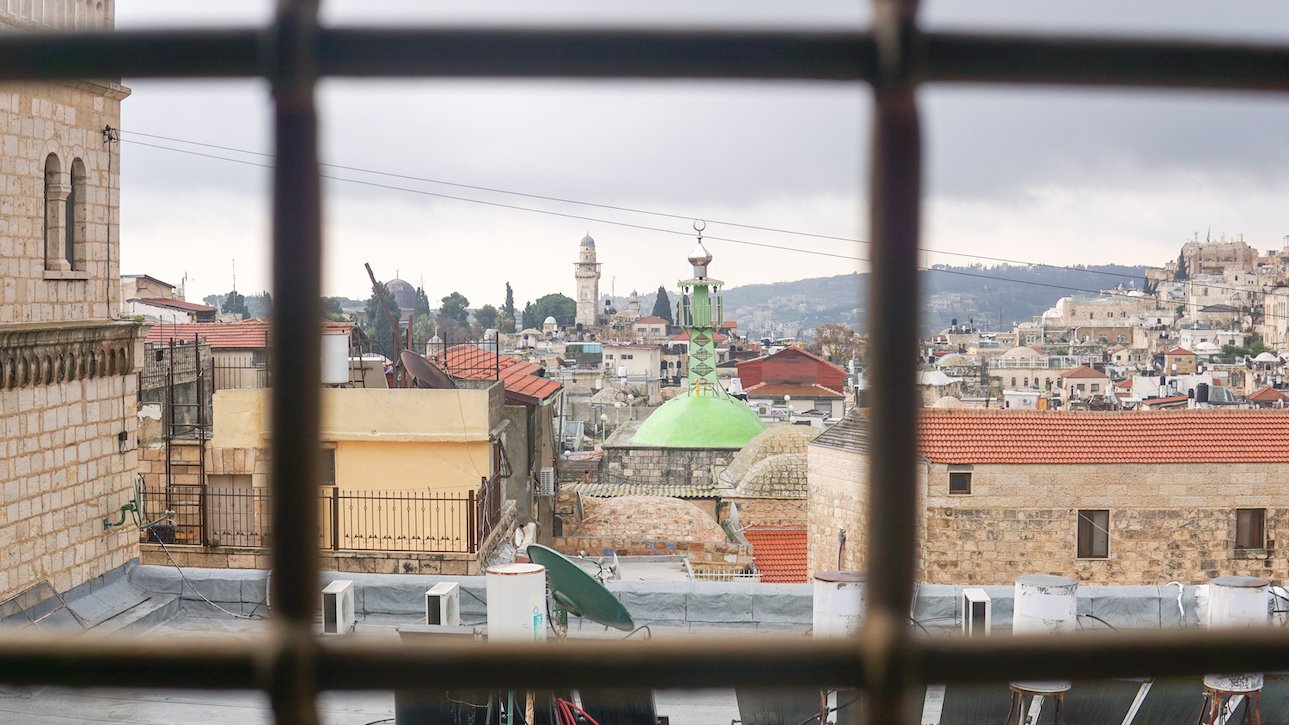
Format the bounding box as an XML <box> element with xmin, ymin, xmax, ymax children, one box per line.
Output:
<box><xmin>1236</xmin><ymin>508</ymin><xmax>1266</xmax><ymax>551</ymax></box>
<box><xmin>947</xmin><ymin>466</ymin><xmax>972</xmax><ymax>495</ymax></box>
<box><xmin>1077</xmin><ymin>509</ymin><xmax>1111</xmax><ymax>559</ymax></box>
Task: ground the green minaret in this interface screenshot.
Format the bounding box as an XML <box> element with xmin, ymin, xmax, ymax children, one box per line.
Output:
<box><xmin>678</xmin><ymin>223</ymin><xmax>723</xmax><ymax>397</ymax></box>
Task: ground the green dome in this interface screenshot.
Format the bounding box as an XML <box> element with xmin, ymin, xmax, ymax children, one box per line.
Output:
<box><xmin>632</xmin><ymin>393</ymin><xmax>765</xmax><ymax>448</ymax></box>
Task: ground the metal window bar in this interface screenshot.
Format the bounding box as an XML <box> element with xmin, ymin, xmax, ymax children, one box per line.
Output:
<box><xmin>1</xmin><ymin>2</ymin><xmax>1289</xmax><ymax>724</ymax></box>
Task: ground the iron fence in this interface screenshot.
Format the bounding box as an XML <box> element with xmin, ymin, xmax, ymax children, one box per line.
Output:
<box><xmin>211</xmin><ymin>362</ymin><xmax>271</xmax><ymax>391</ymax></box>
<box><xmin>140</xmin><ymin>480</ymin><xmax>497</xmax><ymax>554</ymax></box>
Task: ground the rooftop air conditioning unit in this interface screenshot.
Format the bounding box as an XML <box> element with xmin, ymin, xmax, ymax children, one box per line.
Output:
<box><xmin>538</xmin><ymin>467</ymin><xmax>556</xmax><ymax>497</ymax></box>
<box><xmin>321</xmin><ymin>580</ymin><xmax>355</xmax><ymax>635</ymax></box>
<box><xmin>426</xmin><ymin>582</ymin><xmax>462</xmax><ymax>626</ymax></box>
<box><xmin>961</xmin><ymin>588</ymin><xmax>991</xmax><ymax>637</ymax></box>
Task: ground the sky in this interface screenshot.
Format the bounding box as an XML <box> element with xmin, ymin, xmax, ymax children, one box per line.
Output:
<box><xmin>113</xmin><ymin>1</ymin><xmax>1289</xmax><ymax>309</ymax></box>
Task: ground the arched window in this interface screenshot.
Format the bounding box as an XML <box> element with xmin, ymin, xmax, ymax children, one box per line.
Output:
<box><xmin>66</xmin><ymin>158</ymin><xmax>87</xmax><ymax>270</ymax></box>
<box><xmin>43</xmin><ymin>153</ymin><xmax>68</xmax><ymax>272</ymax></box>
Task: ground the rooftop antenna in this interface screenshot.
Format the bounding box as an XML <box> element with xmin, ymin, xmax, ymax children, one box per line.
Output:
<box><xmin>231</xmin><ymin>258</ymin><xmax>237</xmax><ymax>292</ymax></box>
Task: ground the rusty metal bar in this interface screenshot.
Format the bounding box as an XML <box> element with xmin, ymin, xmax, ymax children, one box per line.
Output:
<box><xmin>266</xmin><ymin>1</ymin><xmax>321</xmax><ymax>723</ymax></box>
<box><xmin>863</xmin><ymin>1</ymin><xmax>922</xmax><ymax>723</ymax></box>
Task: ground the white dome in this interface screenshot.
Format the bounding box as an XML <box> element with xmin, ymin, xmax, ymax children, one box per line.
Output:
<box><xmin>1002</xmin><ymin>345</ymin><xmax>1041</xmax><ymax>358</ymax></box>
<box><xmin>1254</xmin><ymin>352</ymin><xmax>1279</xmax><ymax>362</ymax></box>
<box><xmin>543</xmin><ymin>316</ymin><xmax>557</xmax><ymax>325</ymax></box>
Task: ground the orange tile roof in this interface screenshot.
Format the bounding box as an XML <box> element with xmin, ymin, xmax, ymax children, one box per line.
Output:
<box><xmin>919</xmin><ymin>409</ymin><xmax>1289</xmax><ymax>464</ymax></box>
<box><xmin>744</xmin><ymin>382</ymin><xmax>844</xmax><ymax>399</ymax></box>
<box><xmin>1061</xmin><ymin>365</ymin><xmax>1107</xmax><ymax>379</ymax></box>
<box><xmin>634</xmin><ymin>315</ymin><xmax>668</xmax><ymax>325</ymax></box>
<box><xmin>146</xmin><ymin>319</ymin><xmax>352</xmax><ymax>349</ymax></box>
<box><xmin>670</xmin><ymin>329</ymin><xmax>729</xmax><ymax>343</ymax></box>
<box><xmin>1247</xmin><ymin>386</ymin><xmax>1289</xmax><ymax>402</ymax></box>
<box><xmin>1164</xmin><ymin>347</ymin><xmax>1196</xmax><ymax>356</ymax></box>
<box><xmin>743</xmin><ymin>527</ymin><xmax>808</xmax><ymax>584</ymax></box>
<box><xmin>440</xmin><ymin>344</ymin><xmax>561</xmax><ymax>405</ymax></box>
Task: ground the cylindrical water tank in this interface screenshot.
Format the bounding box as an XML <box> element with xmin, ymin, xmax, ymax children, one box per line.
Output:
<box><xmin>486</xmin><ymin>563</ymin><xmax>547</xmax><ymax>642</ymax></box>
<box><xmin>812</xmin><ymin>571</ymin><xmax>865</xmax><ymax>639</ymax></box>
<box><xmin>1012</xmin><ymin>574</ymin><xmax>1077</xmax><ymax>636</ymax></box>
<box><xmin>1204</xmin><ymin>576</ymin><xmax>1269</xmax><ymax>692</ymax></box>
<box><xmin>321</xmin><ymin>332</ymin><xmax>350</xmax><ymax>385</ymax></box>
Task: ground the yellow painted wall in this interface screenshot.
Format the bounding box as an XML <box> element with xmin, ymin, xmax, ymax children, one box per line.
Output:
<box><xmin>335</xmin><ymin>440</ymin><xmax>489</xmax><ymax>495</ymax></box>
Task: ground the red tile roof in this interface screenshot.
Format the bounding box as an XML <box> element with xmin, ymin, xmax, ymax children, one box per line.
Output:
<box><xmin>919</xmin><ymin>409</ymin><xmax>1289</xmax><ymax>464</ymax></box>
<box><xmin>1163</xmin><ymin>347</ymin><xmax>1196</xmax><ymax>356</ymax></box>
<box><xmin>1247</xmin><ymin>386</ymin><xmax>1289</xmax><ymax>402</ymax></box>
<box><xmin>1061</xmin><ymin>365</ymin><xmax>1107</xmax><ymax>379</ymax></box>
<box><xmin>440</xmin><ymin>344</ymin><xmax>561</xmax><ymax>405</ymax></box>
<box><xmin>670</xmin><ymin>329</ymin><xmax>729</xmax><ymax>343</ymax></box>
<box><xmin>146</xmin><ymin>319</ymin><xmax>351</xmax><ymax>349</ymax></box>
<box><xmin>744</xmin><ymin>382</ymin><xmax>844</xmax><ymax>399</ymax></box>
<box><xmin>634</xmin><ymin>315</ymin><xmax>668</xmax><ymax>325</ymax></box>
<box><xmin>134</xmin><ymin>297</ymin><xmax>217</xmax><ymax>313</ymax></box>
<box><xmin>743</xmin><ymin>527</ymin><xmax>808</xmax><ymax>584</ymax></box>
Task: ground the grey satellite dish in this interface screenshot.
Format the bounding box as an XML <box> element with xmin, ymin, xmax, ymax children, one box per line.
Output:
<box><xmin>400</xmin><ymin>350</ymin><xmax>457</xmax><ymax>390</ymax></box>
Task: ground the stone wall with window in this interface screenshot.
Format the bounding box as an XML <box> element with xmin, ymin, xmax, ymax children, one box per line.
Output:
<box><xmin>920</xmin><ymin>462</ymin><xmax>1289</xmax><ymax>585</ymax></box>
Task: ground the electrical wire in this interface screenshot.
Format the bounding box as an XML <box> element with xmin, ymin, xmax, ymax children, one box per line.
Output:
<box><xmin>147</xmin><ymin>527</ymin><xmax>266</xmax><ymax>620</ymax></box>
<box><xmin>1077</xmin><ymin>613</ymin><xmax>1119</xmax><ymax>631</ymax></box>
<box><xmin>118</xmin><ymin>130</ymin><xmax>1289</xmax><ymax>323</ymax></box>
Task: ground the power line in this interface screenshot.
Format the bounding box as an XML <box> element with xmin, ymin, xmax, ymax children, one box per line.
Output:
<box><xmin>120</xmin><ymin>133</ymin><xmax>1289</xmax><ymax>323</ymax></box>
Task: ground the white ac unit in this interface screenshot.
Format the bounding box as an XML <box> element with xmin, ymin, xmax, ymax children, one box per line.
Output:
<box><xmin>321</xmin><ymin>580</ymin><xmax>355</xmax><ymax>635</ymax></box>
<box><xmin>961</xmin><ymin>588</ymin><xmax>991</xmax><ymax>637</ymax></box>
<box><xmin>426</xmin><ymin>582</ymin><xmax>462</xmax><ymax>626</ymax></box>
<box><xmin>538</xmin><ymin>467</ymin><xmax>556</xmax><ymax>497</ymax></box>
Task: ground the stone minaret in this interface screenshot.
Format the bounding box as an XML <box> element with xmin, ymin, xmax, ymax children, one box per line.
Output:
<box><xmin>574</xmin><ymin>233</ymin><xmax>601</xmax><ymax>327</ymax></box>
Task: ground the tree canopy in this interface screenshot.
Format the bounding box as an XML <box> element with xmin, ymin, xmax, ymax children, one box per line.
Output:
<box><xmin>522</xmin><ymin>293</ymin><xmax>575</xmax><ymax>330</ymax></box>
<box><xmin>652</xmin><ymin>285</ymin><xmax>674</xmax><ymax>324</ymax></box>
<box><xmin>439</xmin><ymin>291</ymin><xmax>471</xmax><ymax>327</ymax></box>
<box><xmin>476</xmin><ymin>304</ymin><xmax>499</xmax><ymax>330</ymax></box>
<box><xmin>364</xmin><ymin>283</ymin><xmax>400</xmax><ymax>358</ymax></box>
<box><xmin>221</xmin><ymin>290</ymin><xmax>249</xmax><ymax>319</ymax></box>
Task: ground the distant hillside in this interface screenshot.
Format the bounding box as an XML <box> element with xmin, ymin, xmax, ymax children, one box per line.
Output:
<box><xmin>711</xmin><ymin>263</ymin><xmax>1149</xmax><ymax>338</ymax></box>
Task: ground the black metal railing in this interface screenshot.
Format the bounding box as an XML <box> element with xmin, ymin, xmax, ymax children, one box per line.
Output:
<box><xmin>140</xmin><ymin>481</ymin><xmax>498</xmax><ymax>555</ymax></box>
<box><xmin>211</xmin><ymin>362</ymin><xmax>271</xmax><ymax>391</ymax></box>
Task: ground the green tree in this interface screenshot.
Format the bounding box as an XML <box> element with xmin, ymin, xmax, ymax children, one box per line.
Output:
<box><xmin>529</xmin><ymin>293</ymin><xmax>576</xmax><ymax>330</ymax></box>
<box><xmin>476</xmin><ymin>304</ymin><xmax>499</xmax><ymax>330</ymax></box>
<box><xmin>439</xmin><ymin>291</ymin><xmax>471</xmax><ymax>327</ymax></box>
<box><xmin>364</xmin><ymin>283</ymin><xmax>400</xmax><ymax>358</ymax></box>
<box><xmin>497</xmin><ymin>313</ymin><xmax>516</xmax><ymax>334</ymax></box>
<box><xmin>503</xmin><ymin>282</ymin><xmax>516</xmax><ymax>320</ymax></box>
<box><xmin>1175</xmin><ymin>252</ymin><xmax>1189</xmax><ymax>282</ymax></box>
<box><xmin>246</xmin><ymin>290</ymin><xmax>272</xmax><ymax>318</ymax></box>
<box><xmin>414</xmin><ymin>286</ymin><xmax>432</xmax><ymax>319</ymax></box>
<box><xmin>521</xmin><ymin>302</ymin><xmax>536</xmax><ymax>330</ymax></box>
<box><xmin>652</xmin><ymin>285</ymin><xmax>674</xmax><ymax>324</ymax></box>
<box><xmin>322</xmin><ymin>296</ymin><xmax>346</xmax><ymax>322</ymax></box>
<box><xmin>221</xmin><ymin>290</ymin><xmax>249</xmax><ymax>319</ymax></box>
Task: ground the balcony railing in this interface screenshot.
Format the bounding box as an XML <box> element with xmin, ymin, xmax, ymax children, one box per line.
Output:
<box><xmin>140</xmin><ymin>477</ymin><xmax>501</xmax><ymax>555</ymax></box>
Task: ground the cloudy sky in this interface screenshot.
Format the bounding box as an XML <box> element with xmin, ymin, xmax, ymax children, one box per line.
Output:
<box><xmin>113</xmin><ymin>2</ymin><xmax>1289</xmax><ymax>309</ymax></box>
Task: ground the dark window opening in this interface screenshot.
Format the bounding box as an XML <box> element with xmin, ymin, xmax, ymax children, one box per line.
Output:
<box><xmin>948</xmin><ymin>471</ymin><xmax>972</xmax><ymax>495</ymax></box>
<box><xmin>1236</xmin><ymin>508</ymin><xmax>1266</xmax><ymax>550</ymax></box>
<box><xmin>1078</xmin><ymin>509</ymin><xmax>1110</xmax><ymax>559</ymax></box>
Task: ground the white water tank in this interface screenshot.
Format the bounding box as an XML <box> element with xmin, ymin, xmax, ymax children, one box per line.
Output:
<box><xmin>321</xmin><ymin>332</ymin><xmax>350</xmax><ymax>385</ymax></box>
<box><xmin>812</xmin><ymin>571</ymin><xmax>865</xmax><ymax>639</ymax></box>
<box><xmin>485</xmin><ymin>563</ymin><xmax>547</xmax><ymax>642</ymax></box>
<box><xmin>1013</xmin><ymin>574</ymin><xmax>1077</xmax><ymax>636</ymax></box>
<box><xmin>1204</xmin><ymin>576</ymin><xmax>1269</xmax><ymax>692</ymax></box>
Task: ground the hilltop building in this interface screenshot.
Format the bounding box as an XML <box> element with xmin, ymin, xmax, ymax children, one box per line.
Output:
<box><xmin>0</xmin><ymin>2</ymin><xmax>142</xmax><ymax>603</ymax></box>
<box><xmin>573</xmin><ymin>233</ymin><xmax>601</xmax><ymax>328</ymax></box>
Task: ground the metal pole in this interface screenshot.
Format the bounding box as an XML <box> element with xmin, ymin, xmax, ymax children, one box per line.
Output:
<box><xmin>863</xmin><ymin>0</ymin><xmax>922</xmax><ymax>722</ymax></box>
<box><xmin>267</xmin><ymin>1</ymin><xmax>321</xmax><ymax>723</ymax></box>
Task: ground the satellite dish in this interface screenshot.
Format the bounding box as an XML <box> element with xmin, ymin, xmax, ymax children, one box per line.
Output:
<box><xmin>526</xmin><ymin>544</ymin><xmax>635</xmax><ymax>632</ymax></box>
<box><xmin>400</xmin><ymin>350</ymin><xmax>457</xmax><ymax>389</ymax></box>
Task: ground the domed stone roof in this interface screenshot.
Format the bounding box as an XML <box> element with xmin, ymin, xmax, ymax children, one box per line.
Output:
<box><xmin>632</xmin><ymin>392</ymin><xmax>764</xmax><ymax>448</ymax></box>
<box><xmin>931</xmin><ymin>395</ymin><xmax>965</xmax><ymax>409</ymax></box>
<box><xmin>936</xmin><ymin>353</ymin><xmax>976</xmax><ymax>368</ymax></box>
<box><xmin>1002</xmin><ymin>345</ymin><xmax>1041</xmax><ymax>358</ymax></box>
<box><xmin>543</xmin><ymin>315</ymin><xmax>558</xmax><ymax>325</ymax></box>
<box><xmin>580</xmin><ymin>234</ymin><xmax>596</xmax><ymax>247</ymax></box>
<box><xmin>568</xmin><ymin>496</ymin><xmax>727</xmax><ymax>543</ymax></box>
<box><xmin>731</xmin><ymin>453</ymin><xmax>808</xmax><ymax>499</ymax></box>
<box><xmin>721</xmin><ymin>423</ymin><xmax>814</xmax><ymax>484</ymax></box>
<box><xmin>385</xmin><ymin>278</ymin><xmax>418</xmax><ymax>310</ymax></box>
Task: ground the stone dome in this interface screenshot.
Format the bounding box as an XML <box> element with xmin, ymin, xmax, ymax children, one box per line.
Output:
<box><xmin>731</xmin><ymin>452</ymin><xmax>808</xmax><ymax>499</ymax></box>
<box><xmin>543</xmin><ymin>315</ymin><xmax>558</xmax><ymax>325</ymax></box>
<box><xmin>931</xmin><ymin>395</ymin><xmax>965</xmax><ymax>409</ymax></box>
<box><xmin>721</xmin><ymin>423</ymin><xmax>814</xmax><ymax>484</ymax></box>
<box><xmin>1002</xmin><ymin>345</ymin><xmax>1042</xmax><ymax>358</ymax></box>
<box><xmin>632</xmin><ymin>392</ymin><xmax>764</xmax><ymax>448</ymax></box>
<box><xmin>936</xmin><ymin>353</ymin><xmax>976</xmax><ymax>368</ymax></box>
<box><xmin>568</xmin><ymin>496</ymin><xmax>727</xmax><ymax>543</ymax></box>
<box><xmin>385</xmin><ymin>278</ymin><xmax>418</xmax><ymax>310</ymax></box>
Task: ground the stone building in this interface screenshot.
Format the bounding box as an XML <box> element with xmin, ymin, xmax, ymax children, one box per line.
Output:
<box><xmin>573</xmin><ymin>233</ymin><xmax>601</xmax><ymax>328</ymax></box>
<box><xmin>0</xmin><ymin>2</ymin><xmax>144</xmax><ymax>603</ymax></box>
<box><xmin>807</xmin><ymin>409</ymin><xmax>1289</xmax><ymax>585</ymax></box>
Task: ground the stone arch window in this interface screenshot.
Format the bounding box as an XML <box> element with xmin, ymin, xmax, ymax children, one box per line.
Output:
<box><xmin>43</xmin><ymin>152</ymin><xmax>69</xmax><ymax>272</ymax></box>
<box><xmin>66</xmin><ymin>158</ymin><xmax>87</xmax><ymax>270</ymax></box>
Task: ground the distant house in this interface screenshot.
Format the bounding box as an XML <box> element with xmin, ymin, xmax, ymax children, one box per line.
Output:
<box><xmin>603</xmin><ymin>343</ymin><xmax>660</xmax><ymax>381</ymax></box>
<box><xmin>1246</xmin><ymin>386</ymin><xmax>1289</xmax><ymax>408</ymax></box>
<box><xmin>128</xmin><ymin>296</ymin><xmax>217</xmax><ymax>323</ymax></box>
<box><xmin>1059</xmin><ymin>365</ymin><xmax>1110</xmax><ymax>401</ymax></box>
<box><xmin>147</xmin><ymin>319</ymin><xmax>354</xmax><ymax>390</ymax></box>
<box><xmin>1162</xmin><ymin>347</ymin><xmax>1198</xmax><ymax>375</ymax></box>
<box><xmin>738</xmin><ymin>346</ymin><xmax>846</xmax><ymax>418</ymax></box>
<box><xmin>631</xmin><ymin>315</ymin><xmax>669</xmax><ymax>340</ymax></box>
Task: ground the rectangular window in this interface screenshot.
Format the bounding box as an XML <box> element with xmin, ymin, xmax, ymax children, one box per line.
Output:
<box><xmin>319</xmin><ymin>447</ymin><xmax>336</xmax><ymax>486</ymax></box>
<box><xmin>1236</xmin><ymin>508</ymin><xmax>1266</xmax><ymax>550</ymax></box>
<box><xmin>948</xmin><ymin>468</ymin><xmax>972</xmax><ymax>495</ymax></box>
<box><xmin>1078</xmin><ymin>510</ymin><xmax>1110</xmax><ymax>559</ymax></box>
<box><xmin>1091</xmin><ymin>383</ymin><xmax>1100</xmax><ymax>392</ymax></box>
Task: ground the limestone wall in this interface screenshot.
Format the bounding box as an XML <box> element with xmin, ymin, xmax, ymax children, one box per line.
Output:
<box><xmin>806</xmin><ymin>444</ymin><xmax>867</xmax><ymax>575</ymax></box>
<box><xmin>0</xmin><ymin>371</ymin><xmax>139</xmax><ymax>600</ymax></box>
<box><xmin>723</xmin><ymin>497</ymin><xmax>805</xmax><ymax>528</ymax></box>
<box><xmin>601</xmin><ymin>445</ymin><xmax>737</xmax><ymax>489</ymax></box>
